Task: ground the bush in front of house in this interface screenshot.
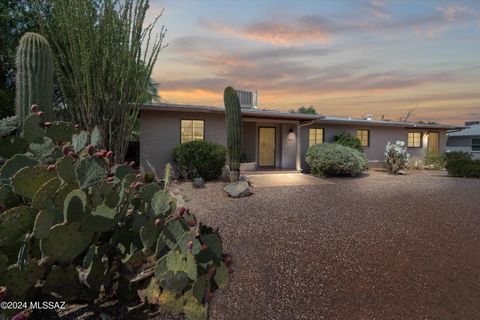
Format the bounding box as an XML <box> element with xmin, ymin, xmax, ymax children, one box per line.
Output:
<box><xmin>333</xmin><ymin>131</ymin><xmax>363</xmax><ymax>152</ymax></box>
<box><xmin>445</xmin><ymin>151</ymin><xmax>480</xmax><ymax>178</ymax></box>
<box><xmin>385</xmin><ymin>141</ymin><xmax>409</xmax><ymax>174</ymax></box>
<box><xmin>172</xmin><ymin>140</ymin><xmax>227</xmax><ymax>180</ymax></box>
<box><xmin>306</xmin><ymin>143</ymin><xmax>368</xmax><ymax>177</ymax></box>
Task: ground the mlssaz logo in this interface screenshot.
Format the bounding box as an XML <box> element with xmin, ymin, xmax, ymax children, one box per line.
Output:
<box><xmin>29</xmin><ymin>301</ymin><xmax>66</xmax><ymax>310</ymax></box>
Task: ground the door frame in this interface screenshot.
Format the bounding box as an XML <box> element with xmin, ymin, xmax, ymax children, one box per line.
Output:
<box><xmin>257</xmin><ymin>126</ymin><xmax>276</xmax><ymax>167</ymax></box>
<box><xmin>427</xmin><ymin>131</ymin><xmax>440</xmax><ymax>155</ymax></box>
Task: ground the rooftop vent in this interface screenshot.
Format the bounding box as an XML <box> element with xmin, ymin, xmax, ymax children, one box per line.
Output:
<box><xmin>235</xmin><ymin>90</ymin><xmax>258</xmax><ymax>109</ymax></box>
<box><xmin>465</xmin><ymin>120</ymin><xmax>480</xmax><ymax>126</ymax></box>
<box><xmin>364</xmin><ymin>114</ymin><xmax>374</xmax><ymax>121</ymax></box>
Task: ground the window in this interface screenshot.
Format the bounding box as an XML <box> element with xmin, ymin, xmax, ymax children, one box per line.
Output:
<box><xmin>181</xmin><ymin>120</ymin><xmax>204</xmax><ymax>143</ymax></box>
<box><xmin>473</xmin><ymin>139</ymin><xmax>480</xmax><ymax>151</ymax></box>
<box><xmin>356</xmin><ymin>129</ymin><xmax>369</xmax><ymax>147</ymax></box>
<box><xmin>309</xmin><ymin>128</ymin><xmax>324</xmax><ymax>147</ymax></box>
<box><xmin>407</xmin><ymin>132</ymin><xmax>422</xmax><ymax>148</ymax></box>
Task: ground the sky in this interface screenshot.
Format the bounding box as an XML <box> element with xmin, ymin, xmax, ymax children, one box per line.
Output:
<box><xmin>146</xmin><ymin>0</ymin><xmax>480</xmax><ymax>125</ymax></box>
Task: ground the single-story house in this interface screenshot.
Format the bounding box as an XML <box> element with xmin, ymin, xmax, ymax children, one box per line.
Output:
<box><xmin>139</xmin><ymin>102</ymin><xmax>455</xmax><ymax>176</ymax></box>
<box><xmin>447</xmin><ymin>122</ymin><xmax>480</xmax><ymax>159</ymax></box>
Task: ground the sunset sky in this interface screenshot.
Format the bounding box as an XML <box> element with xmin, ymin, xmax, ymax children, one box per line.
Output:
<box><xmin>147</xmin><ymin>0</ymin><xmax>480</xmax><ymax>125</ymax></box>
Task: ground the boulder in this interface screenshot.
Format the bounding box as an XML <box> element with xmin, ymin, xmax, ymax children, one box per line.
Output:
<box><xmin>223</xmin><ymin>181</ymin><xmax>251</xmax><ymax>198</ymax></box>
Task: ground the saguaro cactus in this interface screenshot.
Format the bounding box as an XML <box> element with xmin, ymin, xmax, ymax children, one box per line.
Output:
<box><xmin>16</xmin><ymin>32</ymin><xmax>54</xmax><ymax>126</ymax></box>
<box><xmin>223</xmin><ymin>86</ymin><xmax>243</xmax><ymax>182</ymax></box>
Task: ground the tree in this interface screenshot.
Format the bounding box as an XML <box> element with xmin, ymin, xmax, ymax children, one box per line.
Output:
<box><xmin>0</xmin><ymin>0</ymin><xmax>38</xmax><ymax>118</ymax></box>
<box><xmin>289</xmin><ymin>106</ymin><xmax>317</xmax><ymax>114</ymax></box>
<box><xmin>36</xmin><ymin>0</ymin><xmax>166</xmax><ymax>162</ymax></box>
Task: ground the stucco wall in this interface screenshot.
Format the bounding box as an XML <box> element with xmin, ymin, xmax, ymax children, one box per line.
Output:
<box><xmin>447</xmin><ymin>135</ymin><xmax>480</xmax><ymax>159</ymax></box>
<box><xmin>300</xmin><ymin>124</ymin><xmax>447</xmax><ymax>170</ymax></box>
<box><xmin>140</xmin><ymin>110</ymin><xmax>227</xmax><ymax>177</ymax></box>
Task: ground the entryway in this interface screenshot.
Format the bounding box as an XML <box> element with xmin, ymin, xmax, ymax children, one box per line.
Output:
<box><xmin>258</xmin><ymin>127</ymin><xmax>276</xmax><ymax>167</ymax></box>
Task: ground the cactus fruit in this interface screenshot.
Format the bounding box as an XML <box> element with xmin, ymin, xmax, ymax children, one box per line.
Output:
<box><xmin>16</xmin><ymin>33</ymin><xmax>53</xmax><ymax>126</ymax></box>
<box><xmin>223</xmin><ymin>86</ymin><xmax>243</xmax><ymax>182</ymax></box>
<box><xmin>106</xmin><ymin>151</ymin><xmax>113</xmax><ymax>158</ymax></box>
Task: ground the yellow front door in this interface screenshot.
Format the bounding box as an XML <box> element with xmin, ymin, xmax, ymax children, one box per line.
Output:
<box><xmin>428</xmin><ymin>132</ymin><xmax>440</xmax><ymax>155</ymax></box>
<box><xmin>258</xmin><ymin>127</ymin><xmax>276</xmax><ymax>167</ymax></box>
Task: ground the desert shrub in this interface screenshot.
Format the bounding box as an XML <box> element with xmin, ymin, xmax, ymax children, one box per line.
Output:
<box><xmin>385</xmin><ymin>141</ymin><xmax>409</xmax><ymax>174</ymax></box>
<box><xmin>172</xmin><ymin>141</ymin><xmax>227</xmax><ymax>181</ymax></box>
<box><xmin>445</xmin><ymin>151</ymin><xmax>480</xmax><ymax>178</ymax></box>
<box><xmin>424</xmin><ymin>151</ymin><xmax>446</xmax><ymax>170</ymax></box>
<box><xmin>406</xmin><ymin>155</ymin><xmax>424</xmax><ymax>170</ymax></box>
<box><xmin>306</xmin><ymin>143</ymin><xmax>367</xmax><ymax>177</ymax></box>
<box><xmin>0</xmin><ymin>110</ymin><xmax>232</xmax><ymax>319</ymax></box>
<box><xmin>333</xmin><ymin>131</ymin><xmax>363</xmax><ymax>152</ymax></box>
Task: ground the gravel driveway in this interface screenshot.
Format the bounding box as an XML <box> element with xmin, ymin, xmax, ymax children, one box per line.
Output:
<box><xmin>173</xmin><ymin>170</ymin><xmax>480</xmax><ymax>320</ymax></box>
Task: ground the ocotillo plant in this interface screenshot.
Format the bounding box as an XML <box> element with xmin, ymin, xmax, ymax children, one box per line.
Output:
<box><xmin>16</xmin><ymin>32</ymin><xmax>53</xmax><ymax>126</ymax></box>
<box><xmin>223</xmin><ymin>86</ymin><xmax>243</xmax><ymax>182</ymax></box>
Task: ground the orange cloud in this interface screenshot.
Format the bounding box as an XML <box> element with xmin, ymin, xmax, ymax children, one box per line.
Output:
<box><xmin>200</xmin><ymin>20</ymin><xmax>329</xmax><ymax>46</ymax></box>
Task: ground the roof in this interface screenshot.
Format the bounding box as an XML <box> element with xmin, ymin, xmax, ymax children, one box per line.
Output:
<box><xmin>448</xmin><ymin>124</ymin><xmax>480</xmax><ymax>137</ymax></box>
<box><xmin>141</xmin><ymin>103</ymin><xmax>457</xmax><ymax>130</ymax></box>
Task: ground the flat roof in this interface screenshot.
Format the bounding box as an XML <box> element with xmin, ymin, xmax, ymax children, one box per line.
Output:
<box><xmin>448</xmin><ymin>124</ymin><xmax>480</xmax><ymax>137</ymax></box>
<box><xmin>141</xmin><ymin>103</ymin><xmax>457</xmax><ymax>130</ymax></box>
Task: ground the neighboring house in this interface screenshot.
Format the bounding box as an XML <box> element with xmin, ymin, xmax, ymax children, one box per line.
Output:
<box><xmin>140</xmin><ymin>102</ymin><xmax>455</xmax><ymax>177</ymax></box>
<box><xmin>447</xmin><ymin>122</ymin><xmax>480</xmax><ymax>159</ymax></box>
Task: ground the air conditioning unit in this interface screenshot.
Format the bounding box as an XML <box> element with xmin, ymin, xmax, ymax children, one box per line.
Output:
<box><xmin>235</xmin><ymin>90</ymin><xmax>258</xmax><ymax>109</ymax></box>
<box><xmin>465</xmin><ymin>120</ymin><xmax>480</xmax><ymax>126</ymax></box>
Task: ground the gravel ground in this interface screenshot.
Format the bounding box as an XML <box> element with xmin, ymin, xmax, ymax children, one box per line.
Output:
<box><xmin>173</xmin><ymin>170</ymin><xmax>480</xmax><ymax>320</ymax></box>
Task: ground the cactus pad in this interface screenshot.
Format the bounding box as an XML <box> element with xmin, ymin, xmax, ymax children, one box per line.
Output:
<box><xmin>0</xmin><ymin>260</ymin><xmax>45</xmax><ymax>298</ymax></box>
<box><xmin>184</xmin><ymin>297</ymin><xmax>208</xmax><ymax>320</ymax></box>
<box><xmin>72</xmin><ymin>131</ymin><xmax>89</xmax><ymax>153</ymax></box>
<box><xmin>75</xmin><ymin>157</ymin><xmax>108</xmax><ymax>190</ymax></box>
<box><xmin>0</xmin><ymin>154</ymin><xmax>38</xmax><ymax>184</ymax></box>
<box><xmin>40</xmin><ymin>221</ymin><xmax>94</xmax><ymax>263</ymax></box>
<box><xmin>0</xmin><ymin>206</ymin><xmax>37</xmax><ymax>259</ymax></box>
<box><xmin>33</xmin><ymin>209</ymin><xmax>54</xmax><ymax>240</ymax></box>
<box><xmin>0</xmin><ymin>253</ymin><xmax>8</xmax><ymax>272</ymax></box>
<box><xmin>113</xmin><ymin>164</ymin><xmax>135</xmax><ymax>180</ymax></box>
<box><xmin>0</xmin><ymin>185</ymin><xmax>22</xmax><ymax>208</ymax></box>
<box><xmin>151</xmin><ymin>191</ymin><xmax>170</xmax><ymax>217</ymax></box>
<box><xmin>64</xmin><ymin>189</ymin><xmax>88</xmax><ymax>222</ymax></box>
<box><xmin>32</xmin><ymin>177</ymin><xmax>60</xmax><ymax>211</ymax></box>
<box><xmin>91</xmin><ymin>126</ymin><xmax>101</xmax><ymax>147</ymax></box>
<box><xmin>192</xmin><ymin>275</ymin><xmax>207</xmax><ymax>304</ymax></box>
<box><xmin>140</xmin><ymin>220</ymin><xmax>160</xmax><ymax>250</ymax></box>
<box><xmin>214</xmin><ymin>262</ymin><xmax>229</xmax><ymax>289</ymax></box>
<box><xmin>85</xmin><ymin>204</ymin><xmax>117</xmax><ymax>232</ymax></box>
<box><xmin>56</xmin><ymin>156</ymin><xmax>77</xmax><ymax>183</ymax></box>
<box><xmin>43</xmin><ymin>264</ymin><xmax>95</xmax><ymax>301</ymax></box>
<box><xmin>11</xmin><ymin>165</ymin><xmax>56</xmax><ymax>199</ymax></box>
<box><xmin>53</xmin><ymin>182</ymin><xmax>79</xmax><ymax>214</ymax></box>
<box><xmin>45</xmin><ymin>121</ymin><xmax>77</xmax><ymax>142</ymax></box>
<box><xmin>29</xmin><ymin>136</ymin><xmax>56</xmax><ymax>161</ymax></box>
<box><xmin>22</xmin><ymin>114</ymin><xmax>45</xmax><ymax>143</ymax></box>
<box><xmin>138</xmin><ymin>278</ymin><xmax>161</xmax><ymax>304</ymax></box>
<box><xmin>0</xmin><ymin>135</ymin><xmax>28</xmax><ymax>159</ymax></box>
<box><xmin>159</xmin><ymin>289</ymin><xmax>186</xmax><ymax>313</ymax></box>
<box><xmin>200</xmin><ymin>233</ymin><xmax>223</xmax><ymax>261</ymax></box>
<box><xmin>140</xmin><ymin>183</ymin><xmax>161</xmax><ymax>203</ymax></box>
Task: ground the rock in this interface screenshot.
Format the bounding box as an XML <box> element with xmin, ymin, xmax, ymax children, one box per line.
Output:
<box><xmin>239</xmin><ymin>175</ymin><xmax>251</xmax><ymax>185</ymax></box>
<box><xmin>192</xmin><ymin>177</ymin><xmax>205</xmax><ymax>188</ymax></box>
<box><xmin>397</xmin><ymin>170</ymin><xmax>406</xmax><ymax>175</ymax></box>
<box><xmin>221</xmin><ymin>166</ymin><xmax>231</xmax><ymax>182</ymax></box>
<box><xmin>223</xmin><ymin>181</ymin><xmax>252</xmax><ymax>198</ymax></box>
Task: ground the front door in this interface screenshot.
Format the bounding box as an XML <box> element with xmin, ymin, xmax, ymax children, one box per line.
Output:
<box><xmin>258</xmin><ymin>127</ymin><xmax>276</xmax><ymax>167</ymax></box>
<box><xmin>428</xmin><ymin>132</ymin><xmax>440</xmax><ymax>155</ymax></box>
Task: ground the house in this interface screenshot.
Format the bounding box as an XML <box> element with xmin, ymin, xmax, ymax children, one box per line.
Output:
<box><xmin>447</xmin><ymin>122</ymin><xmax>480</xmax><ymax>159</ymax></box>
<box><xmin>139</xmin><ymin>100</ymin><xmax>455</xmax><ymax>176</ymax></box>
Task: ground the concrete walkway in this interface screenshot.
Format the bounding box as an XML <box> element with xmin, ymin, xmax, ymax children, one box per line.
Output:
<box><xmin>246</xmin><ymin>172</ymin><xmax>333</xmax><ymax>187</ymax></box>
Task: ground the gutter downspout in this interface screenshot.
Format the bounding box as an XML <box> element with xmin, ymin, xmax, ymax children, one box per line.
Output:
<box><xmin>296</xmin><ymin>117</ymin><xmax>326</xmax><ymax>172</ymax></box>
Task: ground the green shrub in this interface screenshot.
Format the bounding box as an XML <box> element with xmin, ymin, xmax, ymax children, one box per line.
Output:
<box><xmin>384</xmin><ymin>141</ymin><xmax>409</xmax><ymax>174</ymax></box>
<box><xmin>172</xmin><ymin>141</ymin><xmax>227</xmax><ymax>181</ymax></box>
<box><xmin>333</xmin><ymin>132</ymin><xmax>363</xmax><ymax>152</ymax></box>
<box><xmin>424</xmin><ymin>151</ymin><xmax>446</xmax><ymax>169</ymax></box>
<box><xmin>446</xmin><ymin>151</ymin><xmax>480</xmax><ymax>178</ymax></box>
<box><xmin>306</xmin><ymin>143</ymin><xmax>367</xmax><ymax>177</ymax></box>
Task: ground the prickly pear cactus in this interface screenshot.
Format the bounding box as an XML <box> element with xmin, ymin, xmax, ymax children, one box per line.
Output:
<box><xmin>0</xmin><ymin>110</ymin><xmax>233</xmax><ymax>320</ymax></box>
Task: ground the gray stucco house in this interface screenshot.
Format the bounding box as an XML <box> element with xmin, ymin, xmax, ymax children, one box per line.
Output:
<box><xmin>139</xmin><ymin>102</ymin><xmax>455</xmax><ymax>177</ymax></box>
<box><xmin>447</xmin><ymin>122</ymin><xmax>480</xmax><ymax>159</ymax></box>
